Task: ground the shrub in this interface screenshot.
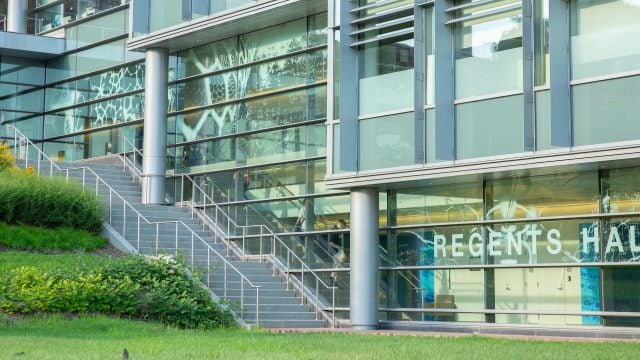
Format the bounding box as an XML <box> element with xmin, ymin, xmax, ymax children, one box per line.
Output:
<box><xmin>0</xmin><ymin>172</ymin><xmax>103</xmax><ymax>234</ymax></box>
<box><xmin>0</xmin><ymin>223</ymin><xmax>107</xmax><ymax>252</ymax></box>
<box><xmin>104</xmin><ymin>255</ymin><xmax>236</xmax><ymax>329</ymax></box>
<box><xmin>0</xmin><ymin>143</ymin><xmax>14</xmax><ymax>171</ymax></box>
<box><xmin>0</xmin><ymin>255</ymin><xmax>236</xmax><ymax>330</ymax></box>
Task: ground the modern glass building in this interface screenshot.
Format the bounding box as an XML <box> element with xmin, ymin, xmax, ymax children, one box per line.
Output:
<box><xmin>2</xmin><ymin>0</ymin><xmax>640</xmax><ymax>333</ymax></box>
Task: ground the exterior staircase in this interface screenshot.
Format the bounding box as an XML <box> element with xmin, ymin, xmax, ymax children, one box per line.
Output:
<box><xmin>14</xmin><ymin>154</ymin><xmax>327</xmax><ymax>328</ymax></box>
<box><xmin>62</xmin><ymin>161</ymin><xmax>327</xmax><ymax>328</ymax></box>
<box><xmin>8</xmin><ymin>127</ymin><xmax>336</xmax><ymax>328</ymax></box>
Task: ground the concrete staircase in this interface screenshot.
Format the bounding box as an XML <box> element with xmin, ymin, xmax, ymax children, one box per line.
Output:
<box><xmin>56</xmin><ymin>161</ymin><xmax>326</xmax><ymax>329</ymax></box>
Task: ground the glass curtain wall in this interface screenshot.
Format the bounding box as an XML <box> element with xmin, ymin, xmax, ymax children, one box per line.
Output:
<box><xmin>570</xmin><ymin>0</ymin><xmax>640</xmax><ymax>147</ymax></box>
<box><xmin>146</xmin><ymin>0</ymin><xmax>256</xmax><ymax>34</ymax></box>
<box><xmin>453</xmin><ymin>0</ymin><xmax>524</xmax><ymax>159</ymax></box>
<box><xmin>18</xmin><ymin>8</ymin><xmax>146</xmax><ymax>161</ymax></box>
<box><xmin>355</xmin><ymin>0</ymin><xmax>417</xmax><ymax>171</ymax></box>
<box><xmin>31</xmin><ymin>0</ymin><xmax>129</xmax><ymax>34</ymax></box>
<box><xmin>166</xmin><ymin>13</ymin><xmax>350</xmax><ymax>237</ymax></box>
<box><xmin>379</xmin><ymin>166</ymin><xmax>640</xmax><ymax>326</ymax></box>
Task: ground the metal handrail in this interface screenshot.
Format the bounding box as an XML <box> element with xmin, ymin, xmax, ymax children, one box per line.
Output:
<box><xmin>118</xmin><ymin>135</ymin><xmax>338</xmax><ymax>327</ymax></box>
<box><xmin>182</xmin><ymin>173</ymin><xmax>338</xmax><ymax>326</ymax></box>
<box><xmin>7</xmin><ymin>126</ymin><xmax>262</xmax><ymax>324</ymax></box>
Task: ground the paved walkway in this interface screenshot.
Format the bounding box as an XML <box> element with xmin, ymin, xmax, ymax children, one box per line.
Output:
<box><xmin>264</xmin><ymin>328</ymin><xmax>640</xmax><ymax>342</ymax></box>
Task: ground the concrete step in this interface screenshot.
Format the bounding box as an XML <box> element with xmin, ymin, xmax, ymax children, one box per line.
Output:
<box><xmin>225</xmin><ymin>296</ymin><xmax>303</xmax><ymax>306</ymax></box>
<box><xmin>207</xmin><ymin>280</ymin><xmax>287</xmax><ymax>290</ymax></box>
<box><xmin>241</xmin><ymin>312</ymin><xmax>317</xmax><ymax>321</ymax></box>
<box><xmin>246</xmin><ymin>319</ymin><xmax>326</xmax><ymax>328</ymax></box>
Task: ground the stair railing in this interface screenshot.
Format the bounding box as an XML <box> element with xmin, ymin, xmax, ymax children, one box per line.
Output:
<box><xmin>118</xmin><ymin>135</ymin><xmax>338</xmax><ymax>327</ymax></box>
<box><xmin>6</xmin><ymin>126</ymin><xmax>262</xmax><ymax>324</ymax></box>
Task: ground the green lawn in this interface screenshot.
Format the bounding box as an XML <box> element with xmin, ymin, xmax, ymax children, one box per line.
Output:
<box><xmin>1</xmin><ymin>315</ymin><xmax>639</xmax><ymax>360</ymax></box>
<box><xmin>0</xmin><ymin>251</ymin><xmax>111</xmax><ymax>273</ymax></box>
<box><xmin>0</xmin><ymin>223</ymin><xmax>107</xmax><ymax>252</ymax></box>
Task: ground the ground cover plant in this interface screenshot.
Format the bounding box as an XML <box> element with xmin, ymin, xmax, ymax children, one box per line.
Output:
<box><xmin>1</xmin><ymin>315</ymin><xmax>639</xmax><ymax>360</ymax></box>
<box><xmin>0</xmin><ymin>252</ymin><xmax>235</xmax><ymax>330</ymax></box>
<box><xmin>0</xmin><ymin>223</ymin><xmax>107</xmax><ymax>251</ymax></box>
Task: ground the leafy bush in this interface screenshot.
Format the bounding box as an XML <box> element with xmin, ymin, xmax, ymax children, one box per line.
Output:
<box><xmin>0</xmin><ymin>255</ymin><xmax>236</xmax><ymax>330</ymax></box>
<box><xmin>0</xmin><ymin>223</ymin><xmax>107</xmax><ymax>252</ymax></box>
<box><xmin>0</xmin><ymin>172</ymin><xmax>103</xmax><ymax>234</ymax></box>
<box><xmin>0</xmin><ymin>143</ymin><xmax>13</xmax><ymax>171</ymax></box>
<box><xmin>104</xmin><ymin>255</ymin><xmax>236</xmax><ymax>329</ymax></box>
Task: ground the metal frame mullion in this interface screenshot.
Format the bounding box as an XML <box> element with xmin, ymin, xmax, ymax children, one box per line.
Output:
<box><xmin>434</xmin><ymin>0</ymin><xmax>455</xmax><ymax>161</ymax></box>
<box><xmin>339</xmin><ymin>0</ymin><xmax>359</xmax><ymax>172</ymax></box>
<box><xmin>523</xmin><ymin>0</ymin><xmax>535</xmax><ymax>151</ymax></box>
<box><xmin>414</xmin><ymin>0</ymin><xmax>426</xmax><ymax>164</ymax></box>
<box><xmin>549</xmin><ymin>0</ymin><xmax>572</xmax><ymax>147</ymax></box>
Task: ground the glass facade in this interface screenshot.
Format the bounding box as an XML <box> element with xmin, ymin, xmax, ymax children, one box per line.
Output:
<box><xmin>2</xmin><ymin>0</ymin><xmax>640</xmax><ymax>331</ymax></box>
<box><xmin>378</xmin><ymin>168</ymin><xmax>640</xmax><ymax>325</ymax></box>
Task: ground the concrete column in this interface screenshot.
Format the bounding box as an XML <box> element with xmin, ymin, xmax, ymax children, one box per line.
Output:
<box><xmin>7</xmin><ymin>0</ymin><xmax>27</xmax><ymax>33</ymax></box>
<box><xmin>350</xmin><ymin>188</ymin><xmax>379</xmax><ymax>330</ymax></box>
<box><xmin>142</xmin><ymin>48</ymin><xmax>169</xmax><ymax>205</ymax></box>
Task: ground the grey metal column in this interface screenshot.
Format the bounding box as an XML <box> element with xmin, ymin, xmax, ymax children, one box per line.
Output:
<box><xmin>7</xmin><ymin>0</ymin><xmax>27</xmax><ymax>33</ymax></box>
<box><xmin>142</xmin><ymin>48</ymin><xmax>169</xmax><ymax>205</ymax></box>
<box><xmin>433</xmin><ymin>0</ymin><xmax>455</xmax><ymax>160</ymax></box>
<box><xmin>549</xmin><ymin>0</ymin><xmax>571</xmax><ymax>147</ymax></box>
<box><xmin>350</xmin><ymin>188</ymin><xmax>379</xmax><ymax>331</ymax></box>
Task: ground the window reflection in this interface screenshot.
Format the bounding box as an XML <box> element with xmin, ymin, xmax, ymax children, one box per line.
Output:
<box><xmin>454</xmin><ymin>0</ymin><xmax>523</xmax><ymax>98</ymax></box>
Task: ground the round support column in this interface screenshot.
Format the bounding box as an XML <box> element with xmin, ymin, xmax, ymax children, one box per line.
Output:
<box><xmin>142</xmin><ymin>48</ymin><xmax>169</xmax><ymax>205</ymax></box>
<box><xmin>350</xmin><ymin>188</ymin><xmax>379</xmax><ymax>330</ymax></box>
<box><xmin>7</xmin><ymin>0</ymin><xmax>27</xmax><ymax>33</ymax></box>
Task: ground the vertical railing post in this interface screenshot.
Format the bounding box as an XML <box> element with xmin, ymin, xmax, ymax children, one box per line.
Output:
<box><xmin>156</xmin><ymin>223</ymin><xmax>159</xmax><ymax>254</ymax></box>
<box><xmin>286</xmin><ymin>250</ymin><xmax>292</xmax><ymax>290</ymax></box>
<box><xmin>109</xmin><ymin>191</ymin><xmax>112</xmax><ymax>224</ymax></box>
<box><xmin>242</xmin><ymin>227</ymin><xmax>246</xmax><ymax>261</ymax></box>
<box><xmin>240</xmin><ymin>279</ymin><xmax>245</xmax><ymax>318</ymax></box>
<box><xmin>122</xmin><ymin>200</ymin><xmax>126</xmax><ymax>235</ymax></box>
<box><xmin>256</xmin><ymin>288</ymin><xmax>260</xmax><ymax>325</ymax></box>
<box><xmin>259</xmin><ymin>226</ymin><xmax>263</xmax><ymax>261</ymax></box>
<box><xmin>272</xmin><ymin>236</ymin><xmax>276</xmax><ymax>276</ymax></box>
<box><xmin>224</xmin><ymin>261</ymin><xmax>228</xmax><ymax>300</ymax></box>
<box><xmin>207</xmin><ymin>250</ymin><xmax>211</xmax><ymax>290</ymax></box>
<box><xmin>301</xmin><ymin>265</ymin><xmax>305</xmax><ymax>305</ymax></box>
<box><xmin>181</xmin><ymin>175</ymin><xmax>184</xmax><ymax>203</ymax></box>
<box><xmin>332</xmin><ymin>286</ymin><xmax>336</xmax><ymax>328</ymax></box>
<box><xmin>315</xmin><ymin>278</ymin><xmax>319</xmax><ymax>320</ymax></box>
<box><xmin>175</xmin><ymin>222</ymin><xmax>178</xmax><ymax>256</ymax></box>
<box><xmin>137</xmin><ymin>214</ymin><xmax>140</xmax><ymax>251</ymax></box>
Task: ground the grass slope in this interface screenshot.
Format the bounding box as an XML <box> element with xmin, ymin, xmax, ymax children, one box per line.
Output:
<box><xmin>0</xmin><ymin>223</ymin><xmax>107</xmax><ymax>252</ymax></box>
<box><xmin>0</xmin><ymin>251</ymin><xmax>111</xmax><ymax>273</ymax></box>
<box><xmin>1</xmin><ymin>315</ymin><xmax>639</xmax><ymax>360</ymax></box>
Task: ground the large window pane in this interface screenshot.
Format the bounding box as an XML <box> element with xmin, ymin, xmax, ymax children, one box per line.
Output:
<box><xmin>572</xmin><ymin>76</ymin><xmax>640</xmax><ymax>146</ymax></box>
<box><xmin>602</xmin><ymin>167</ymin><xmax>640</xmax><ymax>214</ymax></box>
<box><xmin>454</xmin><ymin>1</ymin><xmax>523</xmax><ymax>98</ymax></box>
<box><xmin>456</xmin><ymin>95</ymin><xmax>524</xmax><ymax>159</ymax></box>
<box><xmin>486</xmin><ymin>171</ymin><xmax>599</xmax><ymax>220</ymax></box>
<box><xmin>359</xmin><ymin>36</ymin><xmax>414</xmax><ymax>115</ymax></box>
<box><xmin>359</xmin><ymin>112</ymin><xmax>416</xmax><ymax>171</ymax></box>
<box><xmin>395</xmin><ymin>182</ymin><xmax>484</xmax><ymax>226</ymax></box>
<box><xmin>571</xmin><ymin>0</ymin><xmax>640</xmax><ymax>80</ymax></box>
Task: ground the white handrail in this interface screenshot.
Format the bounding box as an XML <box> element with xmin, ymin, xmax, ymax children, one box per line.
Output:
<box><xmin>118</xmin><ymin>135</ymin><xmax>338</xmax><ymax>327</ymax></box>
<box><xmin>7</xmin><ymin>126</ymin><xmax>262</xmax><ymax>325</ymax></box>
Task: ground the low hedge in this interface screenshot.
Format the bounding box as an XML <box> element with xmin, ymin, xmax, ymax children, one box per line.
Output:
<box><xmin>0</xmin><ymin>172</ymin><xmax>103</xmax><ymax>234</ymax></box>
<box><xmin>0</xmin><ymin>254</ymin><xmax>236</xmax><ymax>330</ymax></box>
